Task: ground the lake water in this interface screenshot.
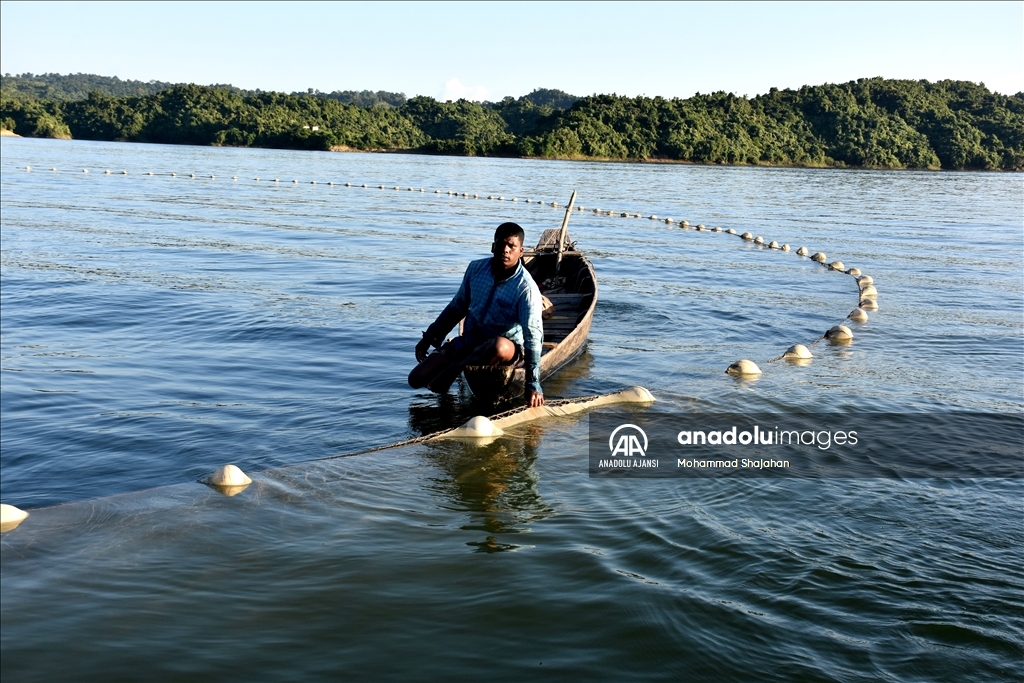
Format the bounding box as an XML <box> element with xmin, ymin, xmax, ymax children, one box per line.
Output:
<box><xmin>2</xmin><ymin>138</ymin><xmax>1022</xmax><ymax>681</ymax></box>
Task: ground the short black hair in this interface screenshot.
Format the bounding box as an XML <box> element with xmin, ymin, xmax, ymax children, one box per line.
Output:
<box><xmin>494</xmin><ymin>222</ymin><xmax>525</xmax><ymax>246</ymax></box>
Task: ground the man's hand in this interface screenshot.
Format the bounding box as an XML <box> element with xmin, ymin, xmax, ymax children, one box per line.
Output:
<box><xmin>415</xmin><ymin>337</ymin><xmax>433</xmax><ymax>362</ymax></box>
<box><xmin>527</xmin><ymin>391</ymin><xmax>545</xmax><ymax>408</ymax></box>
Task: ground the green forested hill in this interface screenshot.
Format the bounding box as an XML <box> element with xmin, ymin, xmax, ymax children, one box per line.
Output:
<box><xmin>3</xmin><ymin>72</ymin><xmax>188</xmax><ymax>100</ymax></box>
<box><xmin>516</xmin><ymin>80</ymin><xmax>1023</xmax><ymax>170</ymax></box>
<box><xmin>2</xmin><ymin>74</ymin><xmax>1020</xmax><ymax>170</ymax></box>
<box><xmin>0</xmin><ymin>73</ymin><xmax>409</xmax><ymax>107</ymax></box>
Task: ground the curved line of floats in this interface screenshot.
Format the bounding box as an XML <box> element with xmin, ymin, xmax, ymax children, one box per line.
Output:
<box><xmin>3</xmin><ymin>165</ymin><xmax>880</xmax><ymax>520</ymax></box>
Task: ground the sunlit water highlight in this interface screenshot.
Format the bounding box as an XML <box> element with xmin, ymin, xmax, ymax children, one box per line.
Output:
<box><xmin>2</xmin><ymin>138</ymin><xmax>1022</xmax><ymax>681</ymax></box>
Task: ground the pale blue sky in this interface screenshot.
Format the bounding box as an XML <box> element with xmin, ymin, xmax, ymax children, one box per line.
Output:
<box><xmin>1</xmin><ymin>1</ymin><xmax>1021</xmax><ymax>99</ymax></box>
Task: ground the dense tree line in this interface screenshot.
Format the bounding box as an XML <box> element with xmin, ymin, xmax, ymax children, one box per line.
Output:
<box><xmin>2</xmin><ymin>75</ymin><xmax>1020</xmax><ymax>170</ymax></box>
<box><xmin>1</xmin><ymin>73</ymin><xmax>409</xmax><ymax>109</ymax></box>
<box><xmin>1</xmin><ymin>87</ymin><xmax>425</xmax><ymax>150</ymax></box>
<box><xmin>3</xmin><ymin>72</ymin><xmax>215</xmax><ymax>100</ymax></box>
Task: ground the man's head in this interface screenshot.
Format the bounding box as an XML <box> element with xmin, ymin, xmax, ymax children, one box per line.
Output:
<box><xmin>492</xmin><ymin>222</ymin><xmax>525</xmax><ymax>270</ymax></box>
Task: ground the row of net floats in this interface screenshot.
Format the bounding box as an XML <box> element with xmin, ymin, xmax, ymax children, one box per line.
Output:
<box><xmin>644</xmin><ymin>223</ymin><xmax>879</xmax><ymax>377</ymax></box>
<box><xmin>22</xmin><ymin>165</ymin><xmax>590</xmax><ymax>204</ymax></box>
<box><xmin>574</xmin><ymin>205</ymin><xmax>880</xmax><ymax>376</ymax></box>
<box><xmin>20</xmin><ymin>164</ymin><xmax>879</xmax><ymax>375</ymax></box>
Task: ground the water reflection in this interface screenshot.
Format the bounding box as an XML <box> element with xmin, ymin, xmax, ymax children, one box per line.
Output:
<box><xmin>420</xmin><ymin>432</ymin><xmax>554</xmax><ymax>552</ymax></box>
<box><xmin>404</xmin><ymin>351</ymin><xmax>594</xmax><ymax>552</ymax></box>
<box><xmin>407</xmin><ymin>388</ymin><xmax>489</xmax><ymax>436</ymax></box>
<box><xmin>538</xmin><ymin>348</ymin><xmax>596</xmax><ymax>397</ymax></box>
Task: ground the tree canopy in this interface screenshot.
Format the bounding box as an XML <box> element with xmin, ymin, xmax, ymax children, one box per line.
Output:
<box><xmin>2</xmin><ymin>74</ymin><xmax>1020</xmax><ymax>170</ymax></box>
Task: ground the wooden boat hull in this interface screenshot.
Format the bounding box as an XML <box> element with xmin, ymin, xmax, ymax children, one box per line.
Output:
<box><xmin>463</xmin><ymin>230</ymin><xmax>597</xmax><ymax>402</ymax></box>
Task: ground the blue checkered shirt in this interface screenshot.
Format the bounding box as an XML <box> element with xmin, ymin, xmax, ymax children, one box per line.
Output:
<box><xmin>425</xmin><ymin>257</ymin><xmax>544</xmax><ymax>395</ymax></box>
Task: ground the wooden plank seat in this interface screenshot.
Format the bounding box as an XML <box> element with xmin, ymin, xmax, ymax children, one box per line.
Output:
<box><xmin>544</xmin><ymin>294</ymin><xmax>587</xmax><ymax>319</ymax></box>
<box><xmin>544</xmin><ymin>294</ymin><xmax>585</xmax><ymax>305</ymax></box>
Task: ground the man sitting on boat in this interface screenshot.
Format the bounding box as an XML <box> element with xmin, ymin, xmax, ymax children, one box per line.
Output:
<box><xmin>409</xmin><ymin>222</ymin><xmax>545</xmax><ymax>407</ymax></box>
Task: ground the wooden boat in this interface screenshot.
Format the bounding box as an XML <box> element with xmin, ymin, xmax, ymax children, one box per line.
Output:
<box><xmin>463</xmin><ymin>194</ymin><xmax>597</xmax><ymax>402</ymax></box>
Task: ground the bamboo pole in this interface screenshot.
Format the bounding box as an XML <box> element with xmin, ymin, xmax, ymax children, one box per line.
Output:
<box><xmin>555</xmin><ymin>190</ymin><xmax>577</xmax><ymax>274</ymax></box>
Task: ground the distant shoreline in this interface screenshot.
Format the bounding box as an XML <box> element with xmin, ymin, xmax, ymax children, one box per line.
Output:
<box><xmin>4</xmin><ymin>134</ymin><xmax>1016</xmax><ymax>172</ymax></box>
<box><xmin>333</xmin><ymin>145</ymin><xmax>1014</xmax><ymax>172</ymax></box>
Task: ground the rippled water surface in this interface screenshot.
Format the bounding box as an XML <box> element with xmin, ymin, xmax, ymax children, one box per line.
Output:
<box><xmin>2</xmin><ymin>138</ymin><xmax>1022</xmax><ymax>681</ymax></box>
